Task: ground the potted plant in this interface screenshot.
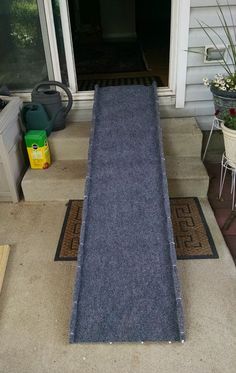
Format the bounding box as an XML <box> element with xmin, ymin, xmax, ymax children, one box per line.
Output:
<box><xmin>203</xmin><ymin>73</ymin><xmax>236</xmax><ymax>119</ymax></box>
<box><xmin>197</xmin><ymin>0</ymin><xmax>236</xmax><ymax>163</ymax></box>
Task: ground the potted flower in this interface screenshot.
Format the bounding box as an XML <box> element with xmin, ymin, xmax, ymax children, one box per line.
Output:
<box><xmin>203</xmin><ymin>74</ymin><xmax>236</xmax><ymax>118</ymax></box>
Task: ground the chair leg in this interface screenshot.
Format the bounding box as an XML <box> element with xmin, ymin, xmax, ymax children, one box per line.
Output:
<box><xmin>202</xmin><ymin>121</ymin><xmax>215</xmax><ymax>162</ymax></box>
<box><xmin>231</xmin><ymin>171</ymin><xmax>236</xmax><ymax>210</ymax></box>
<box><xmin>219</xmin><ymin>158</ymin><xmax>227</xmax><ymax>200</ymax></box>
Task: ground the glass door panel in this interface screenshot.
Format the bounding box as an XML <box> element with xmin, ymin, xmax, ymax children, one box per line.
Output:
<box><xmin>51</xmin><ymin>0</ymin><xmax>69</xmax><ymax>86</ymax></box>
<box><xmin>0</xmin><ymin>0</ymin><xmax>49</xmax><ymax>90</ymax></box>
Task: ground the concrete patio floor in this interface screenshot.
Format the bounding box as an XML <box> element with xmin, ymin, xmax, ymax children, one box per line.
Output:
<box><xmin>0</xmin><ymin>199</ymin><xmax>235</xmax><ymax>373</ymax></box>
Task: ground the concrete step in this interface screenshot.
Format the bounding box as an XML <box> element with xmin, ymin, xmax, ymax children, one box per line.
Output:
<box><xmin>48</xmin><ymin>118</ymin><xmax>202</xmax><ymax>161</ymax></box>
<box><xmin>48</xmin><ymin>122</ymin><xmax>90</xmax><ymax>161</ymax></box>
<box><xmin>22</xmin><ymin>156</ymin><xmax>209</xmax><ymax>202</ymax></box>
<box><xmin>22</xmin><ymin>118</ymin><xmax>207</xmax><ymax>202</ymax></box>
<box><xmin>22</xmin><ymin>160</ymin><xmax>87</xmax><ymax>202</ymax></box>
<box><xmin>166</xmin><ymin>156</ymin><xmax>209</xmax><ymax>197</ymax></box>
<box><xmin>161</xmin><ymin>117</ymin><xmax>203</xmax><ymax>157</ymax></box>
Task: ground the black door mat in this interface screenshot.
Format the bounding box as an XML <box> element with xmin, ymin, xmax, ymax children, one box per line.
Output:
<box><xmin>78</xmin><ymin>75</ymin><xmax>163</xmax><ymax>91</ymax></box>
<box><xmin>55</xmin><ymin>198</ymin><xmax>218</xmax><ymax>261</ymax></box>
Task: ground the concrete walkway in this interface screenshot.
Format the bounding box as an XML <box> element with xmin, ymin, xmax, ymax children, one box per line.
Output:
<box><xmin>0</xmin><ymin>199</ymin><xmax>235</xmax><ymax>373</ymax></box>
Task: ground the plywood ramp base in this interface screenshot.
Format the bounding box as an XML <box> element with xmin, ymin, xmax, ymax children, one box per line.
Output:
<box><xmin>0</xmin><ymin>245</ymin><xmax>10</xmax><ymax>292</ymax></box>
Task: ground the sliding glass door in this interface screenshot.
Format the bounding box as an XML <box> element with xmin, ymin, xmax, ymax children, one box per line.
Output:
<box><xmin>0</xmin><ymin>0</ymin><xmax>49</xmax><ymax>90</ymax></box>
<box><xmin>0</xmin><ymin>0</ymin><xmax>77</xmax><ymax>92</ymax></box>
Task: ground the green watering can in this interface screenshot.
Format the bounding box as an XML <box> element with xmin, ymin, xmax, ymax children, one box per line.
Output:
<box><xmin>31</xmin><ymin>81</ymin><xmax>73</xmax><ymax>131</ymax></box>
<box><xmin>21</xmin><ymin>103</ymin><xmax>62</xmax><ymax>136</ymax></box>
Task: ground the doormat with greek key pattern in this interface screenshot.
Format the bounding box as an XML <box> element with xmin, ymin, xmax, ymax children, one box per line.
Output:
<box><xmin>54</xmin><ymin>197</ymin><xmax>218</xmax><ymax>261</ymax></box>
<box><xmin>170</xmin><ymin>197</ymin><xmax>218</xmax><ymax>259</ymax></box>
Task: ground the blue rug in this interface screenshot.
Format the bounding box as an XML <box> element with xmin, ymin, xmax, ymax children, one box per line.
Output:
<box><xmin>70</xmin><ymin>84</ymin><xmax>185</xmax><ymax>343</ymax></box>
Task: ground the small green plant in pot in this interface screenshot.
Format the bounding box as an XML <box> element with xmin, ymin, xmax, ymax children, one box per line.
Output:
<box><xmin>221</xmin><ymin>108</ymin><xmax>236</xmax><ymax>130</ymax></box>
<box><xmin>218</xmin><ymin>107</ymin><xmax>236</xmax><ymax>166</ymax></box>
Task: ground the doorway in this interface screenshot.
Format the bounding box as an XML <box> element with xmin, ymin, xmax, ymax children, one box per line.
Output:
<box><xmin>68</xmin><ymin>0</ymin><xmax>171</xmax><ymax>91</ymax></box>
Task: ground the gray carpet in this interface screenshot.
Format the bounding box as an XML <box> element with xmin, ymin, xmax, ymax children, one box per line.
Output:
<box><xmin>70</xmin><ymin>83</ymin><xmax>185</xmax><ymax>343</ymax></box>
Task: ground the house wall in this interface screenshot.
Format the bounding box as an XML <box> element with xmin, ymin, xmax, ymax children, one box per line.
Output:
<box><xmin>177</xmin><ymin>0</ymin><xmax>236</xmax><ymax>130</ymax></box>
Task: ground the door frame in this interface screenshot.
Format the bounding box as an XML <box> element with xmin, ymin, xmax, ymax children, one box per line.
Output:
<box><xmin>37</xmin><ymin>0</ymin><xmax>62</xmax><ymax>82</ymax></box>
<box><xmin>39</xmin><ymin>0</ymin><xmax>77</xmax><ymax>92</ymax></box>
<box><xmin>172</xmin><ymin>0</ymin><xmax>190</xmax><ymax>108</ymax></box>
<box><xmin>58</xmin><ymin>0</ymin><xmax>77</xmax><ymax>92</ymax></box>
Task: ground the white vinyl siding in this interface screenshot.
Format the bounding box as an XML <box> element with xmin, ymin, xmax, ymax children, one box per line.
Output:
<box><xmin>191</xmin><ymin>0</ymin><xmax>235</xmax><ymax>6</ymax></box>
<box><xmin>183</xmin><ymin>0</ymin><xmax>236</xmax><ymax>129</ymax></box>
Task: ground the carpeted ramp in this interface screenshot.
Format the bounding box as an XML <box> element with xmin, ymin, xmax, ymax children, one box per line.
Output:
<box><xmin>70</xmin><ymin>84</ymin><xmax>185</xmax><ymax>343</ymax></box>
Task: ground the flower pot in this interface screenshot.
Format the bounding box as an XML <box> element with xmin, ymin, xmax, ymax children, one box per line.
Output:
<box><xmin>211</xmin><ymin>86</ymin><xmax>236</xmax><ymax>120</ymax></box>
<box><xmin>221</xmin><ymin>122</ymin><xmax>236</xmax><ymax>167</ymax></box>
